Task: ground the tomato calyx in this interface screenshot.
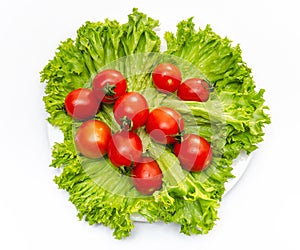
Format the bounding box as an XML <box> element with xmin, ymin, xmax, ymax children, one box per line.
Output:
<box><xmin>203</xmin><ymin>81</ymin><xmax>215</xmax><ymax>93</ymax></box>
<box><xmin>173</xmin><ymin>130</ymin><xmax>185</xmax><ymax>143</ymax></box>
<box><xmin>102</xmin><ymin>83</ymin><xmax>117</xmax><ymax>100</ymax></box>
<box><xmin>173</xmin><ymin>118</ymin><xmax>185</xmax><ymax>143</ymax></box>
<box><xmin>115</xmin><ymin>156</ymin><xmax>138</xmax><ymax>176</ymax></box>
<box><xmin>119</xmin><ymin>116</ymin><xmax>134</xmax><ymax>130</ymax></box>
<box><xmin>118</xmin><ymin>165</ymin><xmax>132</xmax><ymax>176</ymax></box>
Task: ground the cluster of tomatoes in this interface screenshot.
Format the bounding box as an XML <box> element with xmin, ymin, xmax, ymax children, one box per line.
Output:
<box><xmin>64</xmin><ymin>63</ymin><xmax>213</xmax><ymax>195</ymax></box>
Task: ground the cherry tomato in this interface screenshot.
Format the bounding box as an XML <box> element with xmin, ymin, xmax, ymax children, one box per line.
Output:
<box><xmin>92</xmin><ymin>69</ymin><xmax>127</xmax><ymax>104</ymax></box>
<box><xmin>173</xmin><ymin>134</ymin><xmax>212</xmax><ymax>172</ymax></box>
<box><xmin>152</xmin><ymin>63</ymin><xmax>182</xmax><ymax>94</ymax></box>
<box><xmin>75</xmin><ymin>120</ymin><xmax>112</xmax><ymax>159</ymax></box>
<box><xmin>113</xmin><ymin>92</ymin><xmax>149</xmax><ymax>130</ymax></box>
<box><xmin>108</xmin><ymin>130</ymin><xmax>143</xmax><ymax>167</ymax></box>
<box><xmin>177</xmin><ymin>78</ymin><xmax>211</xmax><ymax>102</ymax></box>
<box><xmin>64</xmin><ymin>88</ymin><xmax>99</xmax><ymax>121</ymax></box>
<box><xmin>131</xmin><ymin>157</ymin><xmax>163</xmax><ymax>195</ymax></box>
<box><xmin>146</xmin><ymin>107</ymin><xmax>184</xmax><ymax>144</ymax></box>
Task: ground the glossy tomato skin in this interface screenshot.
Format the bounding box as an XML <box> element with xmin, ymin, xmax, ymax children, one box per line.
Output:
<box><xmin>177</xmin><ymin>78</ymin><xmax>211</xmax><ymax>102</ymax></box>
<box><xmin>92</xmin><ymin>69</ymin><xmax>127</xmax><ymax>104</ymax></box>
<box><xmin>75</xmin><ymin>120</ymin><xmax>112</xmax><ymax>159</ymax></box>
<box><xmin>108</xmin><ymin>130</ymin><xmax>143</xmax><ymax>167</ymax></box>
<box><xmin>64</xmin><ymin>88</ymin><xmax>99</xmax><ymax>121</ymax></box>
<box><xmin>152</xmin><ymin>63</ymin><xmax>182</xmax><ymax>94</ymax></box>
<box><xmin>113</xmin><ymin>92</ymin><xmax>149</xmax><ymax>130</ymax></box>
<box><xmin>131</xmin><ymin>157</ymin><xmax>163</xmax><ymax>195</ymax></box>
<box><xmin>173</xmin><ymin>134</ymin><xmax>212</xmax><ymax>172</ymax></box>
<box><xmin>146</xmin><ymin>107</ymin><xmax>184</xmax><ymax>144</ymax></box>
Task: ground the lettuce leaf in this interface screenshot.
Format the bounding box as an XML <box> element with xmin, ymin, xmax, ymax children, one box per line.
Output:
<box><xmin>41</xmin><ymin>9</ymin><xmax>270</xmax><ymax>239</ymax></box>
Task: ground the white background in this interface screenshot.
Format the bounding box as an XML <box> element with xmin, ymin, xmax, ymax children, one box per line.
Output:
<box><xmin>1</xmin><ymin>0</ymin><xmax>300</xmax><ymax>249</ymax></box>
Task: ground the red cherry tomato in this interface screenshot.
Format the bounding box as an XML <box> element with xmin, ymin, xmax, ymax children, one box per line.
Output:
<box><xmin>113</xmin><ymin>92</ymin><xmax>149</xmax><ymax>130</ymax></box>
<box><xmin>92</xmin><ymin>69</ymin><xmax>127</xmax><ymax>104</ymax></box>
<box><xmin>131</xmin><ymin>157</ymin><xmax>163</xmax><ymax>195</ymax></box>
<box><xmin>177</xmin><ymin>78</ymin><xmax>211</xmax><ymax>102</ymax></box>
<box><xmin>152</xmin><ymin>63</ymin><xmax>182</xmax><ymax>94</ymax></box>
<box><xmin>146</xmin><ymin>107</ymin><xmax>184</xmax><ymax>144</ymax></box>
<box><xmin>75</xmin><ymin>120</ymin><xmax>112</xmax><ymax>159</ymax></box>
<box><xmin>108</xmin><ymin>130</ymin><xmax>143</xmax><ymax>167</ymax></box>
<box><xmin>64</xmin><ymin>88</ymin><xmax>99</xmax><ymax>121</ymax></box>
<box><xmin>173</xmin><ymin>134</ymin><xmax>212</xmax><ymax>172</ymax></box>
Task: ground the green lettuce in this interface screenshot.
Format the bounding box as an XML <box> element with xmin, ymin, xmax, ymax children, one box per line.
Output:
<box><xmin>41</xmin><ymin>9</ymin><xmax>270</xmax><ymax>239</ymax></box>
